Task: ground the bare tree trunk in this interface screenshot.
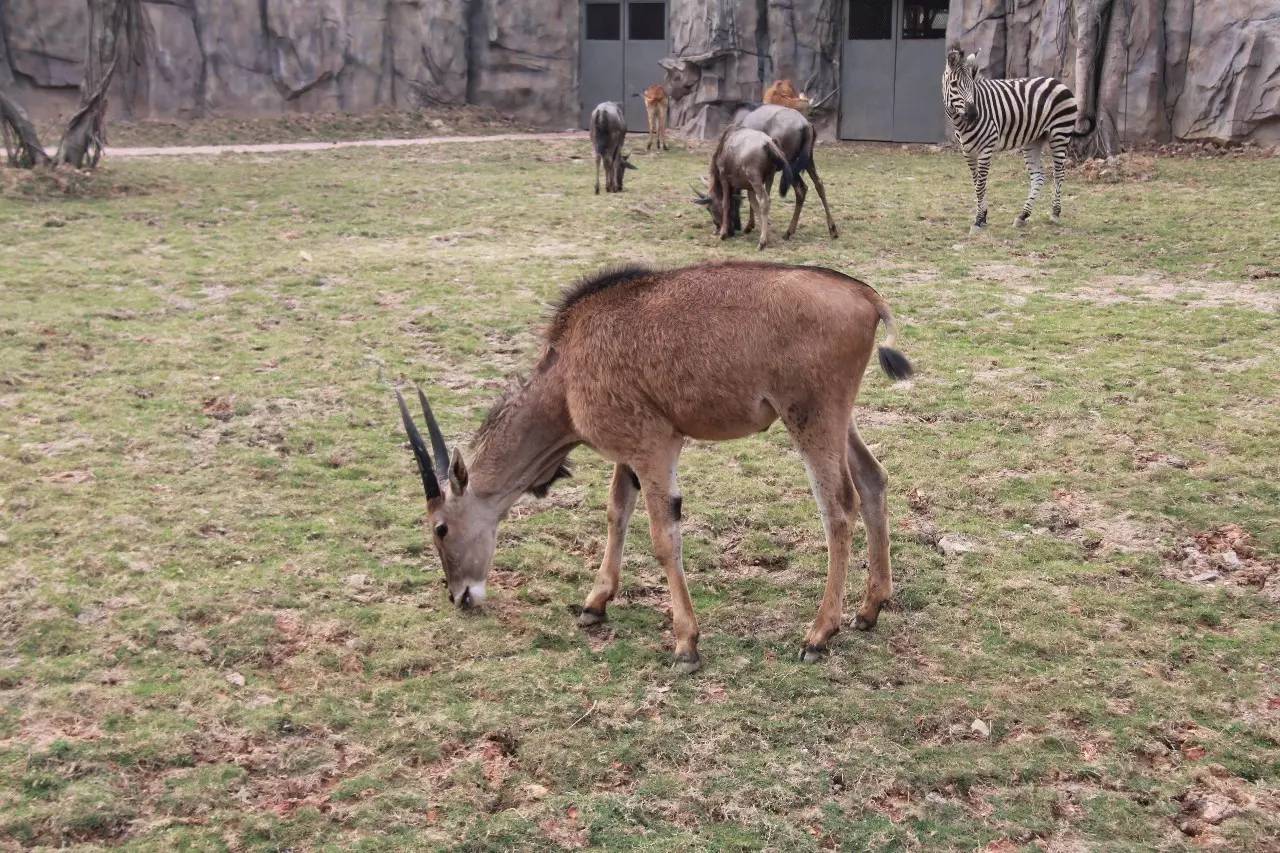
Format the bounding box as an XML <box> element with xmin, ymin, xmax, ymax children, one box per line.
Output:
<box><xmin>55</xmin><ymin>0</ymin><xmax>150</xmax><ymax>169</ymax></box>
<box><xmin>1072</xmin><ymin>0</ymin><xmax>1123</xmax><ymax>157</ymax></box>
<box><xmin>0</xmin><ymin>90</ymin><xmax>50</xmax><ymax>168</ymax></box>
<box><xmin>0</xmin><ymin>0</ymin><xmax>149</xmax><ymax>171</ymax></box>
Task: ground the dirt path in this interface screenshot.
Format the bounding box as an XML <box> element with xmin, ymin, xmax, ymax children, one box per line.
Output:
<box><xmin>100</xmin><ymin>130</ymin><xmax>589</xmax><ymax>158</ymax></box>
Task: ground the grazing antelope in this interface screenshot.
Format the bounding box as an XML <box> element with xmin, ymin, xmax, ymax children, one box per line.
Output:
<box><xmin>395</xmin><ymin>262</ymin><xmax>914</xmax><ymax>673</ymax></box>
<box><xmin>642</xmin><ymin>83</ymin><xmax>669</xmax><ymax>151</ymax></box>
<box><xmin>692</xmin><ymin>126</ymin><xmax>792</xmax><ymax>250</ymax></box>
<box><xmin>740</xmin><ymin>104</ymin><xmax>839</xmax><ymax>239</ymax></box>
<box><xmin>763</xmin><ymin>79</ymin><xmax>813</xmax><ymax>115</ymax></box>
<box><xmin>590</xmin><ymin>101</ymin><xmax>635</xmax><ymax>194</ymax></box>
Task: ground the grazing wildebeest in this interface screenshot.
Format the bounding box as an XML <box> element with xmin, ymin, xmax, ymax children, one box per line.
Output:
<box><xmin>395</xmin><ymin>262</ymin><xmax>914</xmax><ymax>673</ymax></box>
<box><xmin>942</xmin><ymin>45</ymin><xmax>1094</xmax><ymax>232</ymax></box>
<box><xmin>692</xmin><ymin>126</ymin><xmax>792</xmax><ymax>250</ymax></box>
<box><xmin>591</xmin><ymin>101</ymin><xmax>635</xmax><ymax>194</ymax></box>
<box><xmin>740</xmin><ymin>104</ymin><xmax>839</xmax><ymax>239</ymax></box>
<box><xmin>641</xmin><ymin>83</ymin><xmax>668</xmax><ymax>151</ymax></box>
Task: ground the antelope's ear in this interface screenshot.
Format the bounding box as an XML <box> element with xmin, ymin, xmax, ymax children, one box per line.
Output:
<box><xmin>946</xmin><ymin>46</ymin><xmax>963</xmax><ymax>68</ymax></box>
<box><xmin>449</xmin><ymin>448</ymin><xmax>469</xmax><ymax>495</ymax></box>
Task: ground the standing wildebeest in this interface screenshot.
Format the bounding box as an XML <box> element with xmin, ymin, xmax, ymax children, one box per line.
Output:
<box><xmin>942</xmin><ymin>45</ymin><xmax>1094</xmax><ymax>232</ymax></box>
<box><xmin>591</xmin><ymin>101</ymin><xmax>635</xmax><ymax>194</ymax></box>
<box><xmin>395</xmin><ymin>262</ymin><xmax>914</xmax><ymax>673</ymax></box>
<box><xmin>693</xmin><ymin>127</ymin><xmax>792</xmax><ymax>250</ymax></box>
<box><xmin>641</xmin><ymin>83</ymin><xmax>668</xmax><ymax>151</ymax></box>
<box><xmin>740</xmin><ymin>104</ymin><xmax>839</xmax><ymax>240</ymax></box>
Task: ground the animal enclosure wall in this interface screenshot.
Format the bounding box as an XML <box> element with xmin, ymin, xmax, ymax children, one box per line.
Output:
<box><xmin>579</xmin><ymin>1</ymin><xmax>671</xmax><ymax>131</ymax></box>
<box><xmin>2</xmin><ymin>0</ymin><xmax>1277</xmax><ymax>145</ymax></box>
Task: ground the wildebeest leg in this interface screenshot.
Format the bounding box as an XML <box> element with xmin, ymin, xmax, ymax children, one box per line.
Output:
<box><xmin>785</xmin><ymin>408</ymin><xmax>857</xmax><ymax>661</ymax></box>
<box><xmin>1016</xmin><ymin>141</ymin><xmax>1045</xmax><ymax>227</ymax></box>
<box><xmin>579</xmin><ymin>463</ymin><xmax>640</xmax><ymax>625</ymax></box>
<box><xmin>752</xmin><ymin>180</ymin><xmax>771</xmax><ymax>250</ymax></box>
<box><xmin>784</xmin><ymin>178</ymin><xmax>806</xmax><ymax>239</ymax></box>
<box><xmin>595</xmin><ymin>152</ymin><xmax>602</xmax><ymax>195</ymax></box>
<box><xmin>743</xmin><ymin>197</ymin><xmax>756</xmax><ymax>234</ymax></box>
<box><xmin>718</xmin><ymin>178</ymin><xmax>733</xmax><ymax>240</ymax></box>
<box><xmin>847</xmin><ymin>423</ymin><xmax>891</xmax><ymax>630</ymax></box>
<box><xmin>806</xmin><ymin>163</ymin><xmax>839</xmax><ymax>238</ymax></box>
<box><xmin>633</xmin><ymin>438</ymin><xmax>700</xmax><ymax>673</ymax></box>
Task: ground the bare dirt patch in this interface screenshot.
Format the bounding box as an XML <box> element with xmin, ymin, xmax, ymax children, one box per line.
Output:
<box><xmin>1061</xmin><ymin>274</ymin><xmax>1279</xmax><ymax>313</ymax></box>
<box><xmin>1164</xmin><ymin>524</ymin><xmax>1279</xmax><ymax>600</ymax></box>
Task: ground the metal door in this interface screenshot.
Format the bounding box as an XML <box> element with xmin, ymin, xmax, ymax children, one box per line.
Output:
<box><xmin>893</xmin><ymin>0</ymin><xmax>947</xmax><ymax>142</ymax></box>
<box><xmin>580</xmin><ymin>1</ymin><xmax>668</xmax><ymax>131</ymax></box>
<box><xmin>581</xmin><ymin>2</ymin><xmax>624</xmax><ymax>128</ymax></box>
<box><xmin>839</xmin><ymin>0</ymin><xmax>946</xmax><ymax>142</ymax></box>
<box><xmin>840</xmin><ymin>0</ymin><xmax>897</xmax><ymax>140</ymax></box>
<box><xmin>623</xmin><ymin>1</ymin><xmax>668</xmax><ymax>131</ymax></box>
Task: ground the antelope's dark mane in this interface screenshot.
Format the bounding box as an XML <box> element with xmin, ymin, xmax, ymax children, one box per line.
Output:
<box><xmin>547</xmin><ymin>265</ymin><xmax>655</xmax><ymax>340</ymax></box>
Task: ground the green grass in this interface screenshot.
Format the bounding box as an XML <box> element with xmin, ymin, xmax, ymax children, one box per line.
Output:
<box><xmin>1</xmin><ymin>138</ymin><xmax>1278</xmax><ymax>850</ymax></box>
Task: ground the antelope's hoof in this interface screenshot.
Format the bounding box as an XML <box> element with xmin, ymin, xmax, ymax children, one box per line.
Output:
<box><xmin>576</xmin><ymin>606</ymin><xmax>606</xmax><ymax>627</ymax></box>
<box><xmin>800</xmin><ymin>644</ymin><xmax>827</xmax><ymax>664</ymax></box>
<box><xmin>671</xmin><ymin>652</ymin><xmax>701</xmax><ymax>675</ymax></box>
<box><xmin>783</xmin><ymin>230</ymin><xmax>795</xmax><ymax>240</ymax></box>
<box><xmin>854</xmin><ymin>612</ymin><xmax>878</xmax><ymax>631</ymax></box>
<box><xmin>757</xmin><ymin>241</ymin><xmax>768</xmax><ymax>251</ymax></box>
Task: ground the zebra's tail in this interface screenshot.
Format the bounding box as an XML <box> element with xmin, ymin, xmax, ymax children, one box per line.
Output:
<box><xmin>780</xmin><ymin>123</ymin><xmax>813</xmax><ymax>198</ymax></box>
<box><xmin>1069</xmin><ymin>115</ymin><xmax>1096</xmax><ymax>138</ymax></box>
<box><xmin>765</xmin><ymin>139</ymin><xmax>794</xmax><ymax>195</ymax></box>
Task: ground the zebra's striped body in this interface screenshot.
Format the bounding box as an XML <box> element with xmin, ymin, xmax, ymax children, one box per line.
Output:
<box><xmin>943</xmin><ymin>46</ymin><xmax>1092</xmax><ymax>232</ymax></box>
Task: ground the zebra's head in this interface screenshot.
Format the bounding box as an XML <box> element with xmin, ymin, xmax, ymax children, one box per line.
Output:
<box><xmin>943</xmin><ymin>45</ymin><xmax>980</xmax><ymax>126</ymax></box>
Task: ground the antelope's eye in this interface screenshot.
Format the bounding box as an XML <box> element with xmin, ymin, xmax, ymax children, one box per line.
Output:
<box><xmin>435</xmin><ymin>523</ymin><xmax>449</xmax><ymax>538</ymax></box>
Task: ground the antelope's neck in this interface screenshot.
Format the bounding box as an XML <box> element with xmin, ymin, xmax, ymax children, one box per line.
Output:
<box><xmin>469</xmin><ymin>367</ymin><xmax>579</xmax><ymax>515</ymax></box>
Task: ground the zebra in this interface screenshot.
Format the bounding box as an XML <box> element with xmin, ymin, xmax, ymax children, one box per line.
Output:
<box><xmin>942</xmin><ymin>45</ymin><xmax>1095</xmax><ymax>233</ymax></box>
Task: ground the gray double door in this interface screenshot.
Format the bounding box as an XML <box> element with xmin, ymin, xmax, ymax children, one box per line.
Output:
<box><xmin>840</xmin><ymin>0</ymin><xmax>948</xmax><ymax>142</ymax></box>
<box><xmin>580</xmin><ymin>1</ymin><xmax>669</xmax><ymax>132</ymax></box>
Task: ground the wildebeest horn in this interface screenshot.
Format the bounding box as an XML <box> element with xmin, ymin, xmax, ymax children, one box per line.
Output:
<box><xmin>395</xmin><ymin>388</ymin><xmax>441</xmax><ymax>500</ymax></box>
<box><xmin>689</xmin><ymin>182</ymin><xmax>707</xmax><ymax>199</ymax></box>
<box><xmin>415</xmin><ymin>386</ymin><xmax>451</xmax><ymax>480</ymax></box>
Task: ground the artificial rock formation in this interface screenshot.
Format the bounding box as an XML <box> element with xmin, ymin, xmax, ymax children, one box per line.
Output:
<box><xmin>2</xmin><ymin>0</ymin><xmax>1276</xmax><ymax>144</ymax></box>
<box><xmin>1</xmin><ymin>0</ymin><xmax>578</xmax><ymax>126</ymax></box>
<box><xmin>947</xmin><ymin>0</ymin><xmax>1280</xmax><ymax>148</ymax></box>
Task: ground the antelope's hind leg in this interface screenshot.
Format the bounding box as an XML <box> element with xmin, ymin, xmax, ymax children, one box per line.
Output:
<box><xmin>786</xmin><ymin>410</ymin><xmax>859</xmax><ymax>662</ymax></box>
<box><xmin>848</xmin><ymin>424</ymin><xmax>892</xmax><ymax>630</ymax></box>
<box><xmin>578</xmin><ymin>464</ymin><xmax>640</xmax><ymax>626</ymax></box>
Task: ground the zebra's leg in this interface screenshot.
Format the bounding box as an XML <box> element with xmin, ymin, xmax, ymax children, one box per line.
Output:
<box><xmin>1016</xmin><ymin>142</ymin><xmax>1046</xmax><ymax>228</ymax></box>
<box><xmin>969</xmin><ymin>150</ymin><xmax>992</xmax><ymax>234</ymax></box>
<box><xmin>1050</xmin><ymin>138</ymin><xmax>1068</xmax><ymax>222</ymax></box>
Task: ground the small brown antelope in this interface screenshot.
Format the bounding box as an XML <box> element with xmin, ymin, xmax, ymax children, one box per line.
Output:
<box><xmin>590</xmin><ymin>101</ymin><xmax>635</xmax><ymax>194</ymax></box>
<box><xmin>763</xmin><ymin>79</ymin><xmax>813</xmax><ymax>114</ymax></box>
<box><xmin>641</xmin><ymin>83</ymin><xmax>668</xmax><ymax>151</ymax></box>
<box><xmin>395</xmin><ymin>262</ymin><xmax>913</xmax><ymax>673</ymax></box>
<box><xmin>740</xmin><ymin>104</ymin><xmax>839</xmax><ymax>240</ymax></box>
<box><xmin>693</xmin><ymin>126</ymin><xmax>792</xmax><ymax>250</ymax></box>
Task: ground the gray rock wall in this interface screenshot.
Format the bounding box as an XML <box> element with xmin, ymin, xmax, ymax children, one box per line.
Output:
<box><xmin>1</xmin><ymin>0</ymin><xmax>578</xmax><ymax>126</ymax></box>
<box><xmin>3</xmin><ymin>0</ymin><xmax>1276</xmax><ymax>144</ymax></box>
<box><xmin>946</xmin><ymin>0</ymin><xmax>1280</xmax><ymax>145</ymax></box>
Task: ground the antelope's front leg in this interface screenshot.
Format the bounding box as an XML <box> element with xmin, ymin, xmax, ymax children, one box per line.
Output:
<box><xmin>578</xmin><ymin>464</ymin><xmax>640</xmax><ymax>626</ymax></box>
<box><xmin>636</xmin><ymin>448</ymin><xmax>700</xmax><ymax>673</ymax></box>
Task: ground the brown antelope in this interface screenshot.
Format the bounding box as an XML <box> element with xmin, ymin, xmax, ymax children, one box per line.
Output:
<box><xmin>395</xmin><ymin>262</ymin><xmax>913</xmax><ymax>673</ymax></box>
<box><xmin>641</xmin><ymin>83</ymin><xmax>669</xmax><ymax>151</ymax></box>
<box><xmin>692</xmin><ymin>126</ymin><xmax>792</xmax><ymax>250</ymax></box>
<box><xmin>740</xmin><ymin>104</ymin><xmax>839</xmax><ymax>240</ymax></box>
<box><xmin>590</xmin><ymin>101</ymin><xmax>635</xmax><ymax>194</ymax></box>
<box><xmin>763</xmin><ymin>79</ymin><xmax>813</xmax><ymax>114</ymax></box>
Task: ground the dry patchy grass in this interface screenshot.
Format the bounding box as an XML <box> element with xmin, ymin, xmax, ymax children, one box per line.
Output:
<box><xmin>1</xmin><ymin>137</ymin><xmax>1278</xmax><ymax>850</ymax></box>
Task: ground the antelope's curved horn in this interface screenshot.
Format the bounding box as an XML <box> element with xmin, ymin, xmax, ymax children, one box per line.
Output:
<box><xmin>396</xmin><ymin>388</ymin><xmax>441</xmax><ymax>500</ymax></box>
<box><xmin>415</xmin><ymin>386</ymin><xmax>451</xmax><ymax>481</ymax></box>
